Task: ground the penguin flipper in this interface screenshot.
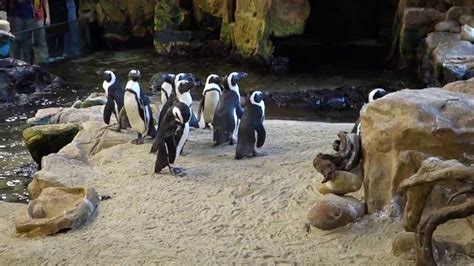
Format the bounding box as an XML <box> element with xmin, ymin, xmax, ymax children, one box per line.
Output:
<box><xmin>197</xmin><ymin>98</ymin><xmax>205</xmax><ymax>122</ymax></box>
<box><xmin>103</xmin><ymin>98</ymin><xmax>115</xmax><ymax>125</ymax></box>
<box><xmin>189</xmin><ymin>112</ymin><xmax>199</xmax><ymax>128</ymax></box>
<box><xmin>236</xmin><ymin>102</ymin><xmax>244</xmax><ymax>119</ymax></box>
<box><xmin>255</xmin><ymin>122</ymin><xmax>266</xmax><ymax>148</ymax></box>
<box><xmin>166</xmin><ymin>136</ymin><xmax>177</xmax><ymax>165</ymax></box>
<box><xmin>154</xmin><ymin>139</ymin><xmax>170</xmax><ymax>174</ymax></box>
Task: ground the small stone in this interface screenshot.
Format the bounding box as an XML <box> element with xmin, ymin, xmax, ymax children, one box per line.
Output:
<box><xmin>71</xmin><ymin>100</ymin><xmax>82</xmax><ymax>109</ymax></box>
<box><xmin>435</xmin><ymin>20</ymin><xmax>459</xmax><ymax>32</ymax></box>
<box><xmin>315</xmin><ymin>171</ymin><xmax>363</xmax><ymax>195</ymax></box>
<box><xmin>307</xmin><ymin>194</ymin><xmax>365</xmax><ymax>230</ymax></box>
<box><xmin>28</xmin><ymin>201</ymin><xmax>46</xmax><ymax>219</ymax></box>
<box><xmin>80</xmin><ymin>93</ymin><xmax>106</xmax><ymax>108</ymax></box>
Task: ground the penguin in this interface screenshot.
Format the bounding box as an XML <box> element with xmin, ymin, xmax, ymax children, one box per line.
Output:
<box><xmin>123</xmin><ymin>69</ymin><xmax>157</xmax><ymax>145</ymax></box>
<box><xmin>154</xmin><ymin>81</ymin><xmax>193</xmax><ymax>176</ymax></box>
<box><xmin>351</xmin><ymin>88</ymin><xmax>388</xmax><ymax>135</ymax></box>
<box><xmin>235</xmin><ymin>90</ymin><xmax>268</xmax><ymax>159</ymax></box>
<box><xmin>161</xmin><ymin>73</ymin><xmax>175</xmax><ymax>105</ymax></box>
<box><xmin>102</xmin><ymin>70</ymin><xmax>124</xmax><ymax>126</ymax></box>
<box><xmin>212</xmin><ymin>72</ymin><xmax>247</xmax><ymax>146</ymax></box>
<box><xmin>198</xmin><ymin>74</ymin><xmax>221</xmax><ymax>129</ymax></box>
<box><xmin>151</xmin><ymin>73</ymin><xmax>195</xmax><ymax>153</ymax></box>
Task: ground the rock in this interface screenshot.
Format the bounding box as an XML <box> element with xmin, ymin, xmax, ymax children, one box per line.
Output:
<box><xmin>27</xmin><ymin>176</ymin><xmax>65</xmax><ymax>200</ymax></box>
<box><xmin>31</xmin><ymin>153</ymin><xmax>97</xmax><ymax>191</ymax></box>
<box><xmin>445</xmin><ymin>6</ymin><xmax>473</xmax><ymax>21</ymax></box>
<box><xmin>307</xmin><ymin>194</ymin><xmax>364</xmax><ymax>230</ymax></box>
<box><xmin>71</xmin><ymin>100</ymin><xmax>82</xmax><ymax>109</ymax></box>
<box><xmin>392</xmin><ymin>231</ymin><xmax>417</xmax><ymax>259</ymax></box>
<box><xmin>23</xmin><ymin>124</ymin><xmax>81</xmax><ymax>165</ymax></box>
<box><xmin>80</xmin><ymin>93</ymin><xmax>107</xmax><ymax>108</ymax></box>
<box><xmin>432</xmin><ymin>40</ymin><xmax>474</xmax><ymax>83</ymax></box>
<box><xmin>449</xmin><ymin>25</ymin><xmax>462</xmax><ymax>33</ymax></box>
<box><xmin>15</xmin><ymin>187</ymin><xmax>99</xmax><ymax>237</ymax></box>
<box><xmin>315</xmin><ymin>171</ymin><xmax>363</xmax><ymax>195</ymax></box>
<box><xmin>443</xmin><ymin>77</ymin><xmax>474</xmax><ymax>94</ymax></box>
<box><xmin>459</xmin><ymin>14</ymin><xmax>474</xmax><ymax>27</ymax></box>
<box><xmin>400</xmin><ymin>8</ymin><xmax>444</xmax><ymax>59</ymax></box>
<box><xmin>461</xmin><ymin>24</ymin><xmax>474</xmax><ymax>42</ymax></box>
<box><xmin>27</xmin><ymin>106</ymin><xmax>104</xmax><ymax>126</ymax></box>
<box><xmin>58</xmin><ymin>121</ymin><xmax>135</xmax><ymax>162</ymax></box>
<box><xmin>360</xmin><ymin>88</ymin><xmax>474</xmax><ymax>214</ymax></box>
<box><xmin>435</xmin><ymin>20</ymin><xmax>459</xmax><ymax>32</ymax></box>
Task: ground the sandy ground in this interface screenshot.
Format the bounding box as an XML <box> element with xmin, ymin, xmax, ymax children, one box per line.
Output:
<box><xmin>0</xmin><ymin>120</ymin><xmax>472</xmax><ymax>264</ymax></box>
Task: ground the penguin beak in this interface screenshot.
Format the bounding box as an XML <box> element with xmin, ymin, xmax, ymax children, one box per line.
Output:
<box><xmin>262</xmin><ymin>91</ymin><xmax>272</xmax><ymax>99</ymax></box>
<box><xmin>193</xmin><ymin>77</ymin><xmax>202</xmax><ymax>87</ymax></box>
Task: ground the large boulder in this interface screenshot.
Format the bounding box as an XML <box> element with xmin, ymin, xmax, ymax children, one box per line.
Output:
<box><xmin>22</xmin><ymin>124</ymin><xmax>81</xmax><ymax>165</ymax></box>
<box><xmin>27</xmin><ymin>106</ymin><xmax>104</xmax><ymax>126</ymax></box>
<box><xmin>443</xmin><ymin>77</ymin><xmax>474</xmax><ymax>94</ymax></box>
<box><xmin>360</xmin><ymin>88</ymin><xmax>474</xmax><ymax>214</ymax></box>
<box><xmin>15</xmin><ymin>187</ymin><xmax>99</xmax><ymax>237</ymax></box>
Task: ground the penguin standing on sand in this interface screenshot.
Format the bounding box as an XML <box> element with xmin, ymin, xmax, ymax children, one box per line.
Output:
<box><xmin>102</xmin><ymin>70</ymin><xmax>124</xmax><ymax>125</ymax></box>
<box><xmin>198</xmin><ymin>74</ymin><xmax>221</xmax><ymax>129</ymax></box>
<box><xmin>154</xmin><ymin>80</ymin><xmax>194</xmax><ymax>176</ymax></box>
<box><xmin>124</xmin><ymin>69</ymin><xmax>157</xmax><ymax>144</ymax></box>
<box><xmin>161</xmin><ymin>73</ymin><xmax>175</xmax><ymax>105</ymax></box>
<box><xmin>235</xmin><ymin>91</ymin><xmax>268</xmax><ymax>159</ymax></box>
<box><xmin>212</xmin><ymin>72</ymin><xmax>247</xmax><ymax>146</ymax></box>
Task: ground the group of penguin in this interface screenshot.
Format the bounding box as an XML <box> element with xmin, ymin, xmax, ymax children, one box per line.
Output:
<box><xmin>101</xmin><ymin>70</ymin><xmax>267</xmax><ymax>176</ymax></box>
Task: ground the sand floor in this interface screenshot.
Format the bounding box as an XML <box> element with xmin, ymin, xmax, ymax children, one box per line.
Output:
<box><xmin>1</xmin><ymin>120</ymin><xmax>471</xmax><ymax>264</ymax></box>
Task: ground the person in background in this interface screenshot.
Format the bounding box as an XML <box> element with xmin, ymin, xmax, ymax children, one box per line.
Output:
<box><xmin>63</xmin><ymin>0</ymin><xmax>79</xmax><ymax>56</ymax></box>
<box><xmin>46</xmin><ymin>0</ymin><xmax>67</xmax><ymax>59</ymax></box>
<box><xmin>33</xmin><ymin>0</ymin><xmax>49</xmax><ymax>63</ymax></box>
<box><xmin>6</xmin><ymin>0</ymin><xmax>36</xmax><ymax>63</ymax></box>
<box><xmin>0</xmin><ymin>19</ymin><xmax>15</xmax><ymax>59</ymax></box>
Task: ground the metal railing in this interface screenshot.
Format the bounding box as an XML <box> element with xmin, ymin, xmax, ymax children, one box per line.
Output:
<box><xmin>8</xmin><ymin>18</ymin><xmax>93</xmax><ymax>64</ymax></box>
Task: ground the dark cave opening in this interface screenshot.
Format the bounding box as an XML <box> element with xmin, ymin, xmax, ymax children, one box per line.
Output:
<box><xmin>271</xmin><ymin>0</ymin><xmax>399</xmax><ymax>71</ymax></box>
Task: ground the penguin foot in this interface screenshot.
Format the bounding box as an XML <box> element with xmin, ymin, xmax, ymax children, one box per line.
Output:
<box><xmin>229</xmin><ymin>139</ymin><xmax>235</xmax><ymax>145</ymax></box>
<box><xmin>131</xmin><ymin>137</ymin><xmax>144</xmax><ymax>145</ymax></box>
<box><xmin>254</xmin><ymin>151</ymin><xmax>268</xmax><ymax>157</ymax></box>
<box><xmin>170</xmin><ymin>167</ymin><xmax>186</xmax><ymax>177</ymax></box>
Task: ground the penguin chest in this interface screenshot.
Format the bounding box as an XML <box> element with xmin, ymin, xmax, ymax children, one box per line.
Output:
<box><xmin>204</xmin><ymin>92</ymin><xmax>220</xmax><ymax>123</ymax></box>
<box><xmin>124</xmin><ymin>92</ymin><xmax>147</xmax><ymax>134</ymax></box>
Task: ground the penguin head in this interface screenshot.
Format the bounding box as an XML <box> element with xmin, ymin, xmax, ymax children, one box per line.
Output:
<box><xmin>176</xmin><ymin>79</ymin><xmax>194</xmax><ymax>95</ymax></box>
<box><xmin>103</xmin><ymin>70</ymin><xmax>115</xmax><ymax>83</ymax></box>
<box><xmin>224</xmin><ymin>72</ymin><xmax>247</xmax><ymax>91</ymax></box>
<box><xmin>163</xmin><ymin>73</ymin><xmax>175</xmax><ymax>84</ymax></box>
<box><xmin>368</xmin><ymin>88</ymin><xmax>387</xmax><ymax>103</ymax></box>
<box><xmin>249</xmin><ymin>90</ymin><xmax>268</xmax><ymax>106</ymax></box>
<box><xmin>206</xmin><ymin>74</ymin><xmax>220</xmax><ymax>86</ymax></box>
<box><xmin>128</xmin><ymin>69</ymin><xmax>141</xmax><ymax>82</ymax></box>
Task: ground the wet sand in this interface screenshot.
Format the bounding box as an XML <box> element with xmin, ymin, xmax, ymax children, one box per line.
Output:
<box><xmin>0</xmin><ymin>120</ymin><xmax>471</xmax><ymax>264</ymax></box>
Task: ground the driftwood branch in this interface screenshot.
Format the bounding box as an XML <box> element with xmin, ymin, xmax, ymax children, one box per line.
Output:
<box><xmin>313</xmin><ymin>131</ymin><xmax>361</xmax><ymax>183</ymax></box>
<box><xmin>415</xmin><ymin>198</ymin><xmax>474</xmax><ymax>266</ymax></box>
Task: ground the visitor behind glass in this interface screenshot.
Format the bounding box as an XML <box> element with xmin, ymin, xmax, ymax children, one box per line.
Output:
<box><xmin>5</xmin><ymin>0</ymin><xmax>36</xmax><ymax>63</ymax></box>
<box><xmin>33</xmin><ymin>0</ymin><xmax>50</xmax><ymax>63</ymax></box>
<box><xmin>0</xmin><ymin>20</ymin><xmax>15</xmax><ymax>59</ymax></box>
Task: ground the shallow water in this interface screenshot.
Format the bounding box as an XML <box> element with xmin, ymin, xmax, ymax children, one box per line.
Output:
<box><xmin>0</xmin><ymin>48</ymin><xmax>422</xmax><ymax>203</ymax></box>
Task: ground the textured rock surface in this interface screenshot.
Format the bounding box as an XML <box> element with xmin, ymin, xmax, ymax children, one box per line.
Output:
<box><xmin>315</xmin><ymin>171</ymin><xmax>363</xmax><ymax>195</ymax></box>
<box><xmin>80</xmin><ymin>93</ymin><xmax>107</xmax><ymax>108</ymax></box>
<box><xmin>392</xmin><ymin>231</ymin><xmax>417</xmax><ymax>259</ymax></box>
<box><xmin>15</xmin><ymin>187</ymin><xmax>99</xmax><ymax>237</ymax></box>
<box><xmin>361</xmin><ymin>88</ymin><xmax>474</xmax><ymax>214</ymax></box>
<box><xmin>27</xmin><ymin>106</ymin><xmax>104</xmax><ymax>126</ymax></box>
<box><xmin>22</xmin><ymin>124</ymin><xmax>81</xmax><ymax>165</ymax></box>
<box><xmin>443</xmin><ymin>77</ymin><xmax>474</xmax><ymax>94</ymax></box>
<box><xmin>461</xmin><ymin>24</ymin><xmax>474</xmax><ymax>42</ymax></box>
<box><xmin>307</xmin><ymin>194</ymin><xmax>364</xmax><ymax>230</ymax></box>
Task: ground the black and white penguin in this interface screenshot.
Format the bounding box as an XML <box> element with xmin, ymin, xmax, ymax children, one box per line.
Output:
<box><xmin>235</xmin><ymin>90</ymin><xmax>268</xmax><ymax>159</ymax></box>
<box><xmin>124</xmin><ymin>69</ymin><xmax>157</xmax><ymax>145</ymax></box>
<box><xmin>154</xmin><ymin>81</ymin><xmax>194</xmax><ymax>176</ymax></box>
<box><xmin>161</xmin><ymin>73</ymin><xmax>175</xmax><ymax>105</ymax></box>
<box><xmin>198</xmin><ymin>74</ymin><xmax>221</xmax><ymax>129</ymax></box>
<box><xmin>102</xmin><ymin>70</ymin><xmax>124</xmax><ymax>125</ymax></box>
<box><xmin>351</xmin><ymin>88</ymin><xmax>388</xmax><ymax>135</ymax></box>
<box><xmin>212</xmin><ymin>72</ymin><xmax>247</xmax><ymax>146</ymax></box>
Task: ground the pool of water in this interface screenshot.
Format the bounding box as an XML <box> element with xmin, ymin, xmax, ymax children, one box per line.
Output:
<box><xmin>0</xmin><ymin>48</ymin><xmax>423</xmax><ymax>203</ymax></box>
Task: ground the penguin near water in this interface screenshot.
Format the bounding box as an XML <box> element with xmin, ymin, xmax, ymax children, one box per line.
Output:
<box><xmin>123</xmin><ymin>69</ymin><xmax>157</xmax><ymax>145</ymax></box>
<box><xmin>235</xmin><ymin>90</ymin><xmax>268</xmax><ymax>159</ymax></box>
<box><xmin>153</xmin><ymin>80</ymin><xmax>194</xmax><ymax>176</ymax></box>
<box><xmin>160</xmin><ymin>73</ymin><xmax>175</xmax><ymax>105</ymax></box>
<box><xmin>198</xmin><ymin>74</ymin><xmax>221</xmax><ymax>129</ymax></box>
<box><xmin>102</xmin><ymin>70</ymin><xmax>124</xmax><ymax>126</ymax></box>
<box><xmin>212</xmin><ymin>72</ymin><xmax>247</xmax><ymax>146</ymax></box>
